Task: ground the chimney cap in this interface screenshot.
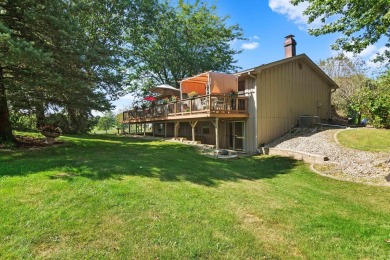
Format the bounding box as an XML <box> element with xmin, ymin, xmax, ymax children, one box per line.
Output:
<box><xmin>285</xmin><ymin>34</ymin><xmax>295</xmax><ymax>39</ymax></box>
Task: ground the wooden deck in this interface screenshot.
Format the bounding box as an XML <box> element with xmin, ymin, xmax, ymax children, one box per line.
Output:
<box><xmin>123</xmin><ymin>94</ymin><xmax>249</xmax><ymax>123</ymax></box>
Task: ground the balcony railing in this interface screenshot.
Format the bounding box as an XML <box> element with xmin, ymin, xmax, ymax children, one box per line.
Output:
<box><xmin>123</xmin><ymin>94</ymin><xmax>248</xmax><ymax>122</ymax></box>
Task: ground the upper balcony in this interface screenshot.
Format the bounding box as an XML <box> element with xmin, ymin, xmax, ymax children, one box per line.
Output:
<box><xmin>123</xmin><ymin>94</ymin><xmax>248</xmax><ymax>123</ymax></box>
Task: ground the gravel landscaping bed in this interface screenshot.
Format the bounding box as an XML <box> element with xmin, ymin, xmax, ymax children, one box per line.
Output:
<box><xmin>265</xmin><ymin>128</ymin><xmax>390</xmax><ymax>185</ymax></box>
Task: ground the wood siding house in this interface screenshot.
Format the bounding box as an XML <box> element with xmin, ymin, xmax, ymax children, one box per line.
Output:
<box><xmin>123</xmin><ymin>35</ymin><xmax>338</xmax><ymax>153</ymax></box>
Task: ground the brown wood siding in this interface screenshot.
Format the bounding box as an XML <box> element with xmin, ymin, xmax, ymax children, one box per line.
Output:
<box><xmin>257</xmin><ymin>59</ymin><xmax>331</xmax><ymax>145</ymax></box>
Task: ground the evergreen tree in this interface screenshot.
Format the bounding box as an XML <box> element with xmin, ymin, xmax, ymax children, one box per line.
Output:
<box><xmin>0</xmin><ymin>0</ymin><xmax>141</xmax><ymax>142</ymax></box>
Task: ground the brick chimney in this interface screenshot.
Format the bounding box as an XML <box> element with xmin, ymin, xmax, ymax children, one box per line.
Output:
<box><xmin>284</xmin><ymin>35</ymin><xmax>296</xmax><ymax>58</ymax></box>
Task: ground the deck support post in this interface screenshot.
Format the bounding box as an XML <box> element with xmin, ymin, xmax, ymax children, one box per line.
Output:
<box><xmin>143</xmin><ymin>123</ymin><xmax>146</xmax><ymax>136</ymax></box>
<box><xmin>211</xmin><ymin>118</ymin><xmax>219</xmax><ymax>149</ymax></box>
<box><xmin>152</xmin><ymin>123</ymin><xmax>155</xmax><ymax>137</ymax></box>
<box><xmin>164</xmin><ymin>122</ymin><xmax>167</xmax><ymax>138</ymax></box>
<box><xmin>128</xmin><ymin>123</ymin><xmax>131</xmax><ymax>135</ymax></box>
<box><xmin>189</xmin><ymin>121</ymin><xmax>198</xmax><ymax>142</ymax></box>
<box><xmin>174</xmin><ymin>122</ymin><xmax>180</xmax><ymax>139</ymax></box>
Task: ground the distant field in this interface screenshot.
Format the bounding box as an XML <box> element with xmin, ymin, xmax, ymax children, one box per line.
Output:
<box><xmin>91</xmin><ymin>127</ymin><xmax>118</xmax><ymax>134</ymax></box>
<box><xmin>337</xmin><ymin>128</ymin><xmax>390</xmax><ymax>152</ymax></box>
<box><xmin>1</xmin><ymin>134</ymin><xmax>390</xmax><ymax>258</ymax></box>
<box><xmin>92</xmin><ymin>124</ymin><xmax>153</xmax><ymax>135</ymax></box>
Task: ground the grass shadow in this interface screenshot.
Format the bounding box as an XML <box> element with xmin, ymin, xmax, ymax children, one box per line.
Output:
<box><xmin>1</xmin><ymin>134</ymin><xmax>300</xmax><ymax>187</ymax></box>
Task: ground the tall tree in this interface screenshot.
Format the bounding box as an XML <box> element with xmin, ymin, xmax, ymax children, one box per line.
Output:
<box><xmin>0</xmin><ymin>0</ymin><xmax>56</xmax><ymax>142</ymax></box>
<box><xmin>363</xmin><ymin>70</ymin><xmax>390</xmax><ymax>128</ymax></box>
<box><xmin>318</xmin><ymin>54</ymin><xmax>367</xmax><ymax>117</ymax></box>
<box><xmin>0</xmin><ymin>0</ymin><xmax>141</xmax><ymax>142</ymax></box>
<box><xmin>98</xmin><ymin>111</ymin><xmax>116</xmax><ymax>134</ymax></box>
<box><xmin>291</xmin><ymin>0</ymin><xmax>390</xmax><ymax>65</ymax></box>
<box><xmin>124</xmin><ymin>0</ymin><xmax>244</xmax><ymax>95</ymax></box>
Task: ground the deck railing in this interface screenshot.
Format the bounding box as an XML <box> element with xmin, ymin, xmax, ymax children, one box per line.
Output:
<box><xmin>123</xmin><ymin>94</ymin><xmax>248</xmax><ymax>122</ymax></box>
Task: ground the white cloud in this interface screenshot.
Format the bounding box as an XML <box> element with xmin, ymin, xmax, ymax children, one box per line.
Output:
<box><xmin>229</xmin><ymin>38</ymin><xmax>239</xmax><ymax>47</ymax></box>
<box><xmin>268</xmin><ymin>0</ymin><xmax>324</xmax><ymax>30</ymax></box>
<box><xmin>358</xmin><ymin>45</ymin><xmax>377</xmax><ymax>57</ymax></box>
<box><xmin>241</xmin><ymin>42</ymin><xmax>259</xmax><ymax>50</ymax></box>
<box><xmin>330</xmin><ymin>44</ymin><xmax>388</xmax><ymax>73</ymax></box>
<box><xmin>252</xmin><ymin>35</ymin><xmax>260</xmax><ymax>40</ymax></box>
<box><xmin>331</xmin><ymin>44</ymin><xmax>378</xmax><ymax>59</ymax></box>
<box><xmin>119</xmin><ymin>93</ymin><xmax>135</xmax><ymax>100</ymax></box>
<box><xmin>367</xmin><ymin>46</ymin><xmax>389</xmax><ymax>69</ymax></box>
<box><xmin>269</xmin><ymin>0</ymin><xmax>308</xmax><ymax>25</ymax></box>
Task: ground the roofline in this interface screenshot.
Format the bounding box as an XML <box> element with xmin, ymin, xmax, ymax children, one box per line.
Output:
<box><xmin>236</xmin><ymin>54</ymin><xmax>338</xmax><ymax>89</ymax></box>
<box><xmin>234</xmin><ymin>68</ymin><xmax>256</xmax><ymax>76</ymax></box>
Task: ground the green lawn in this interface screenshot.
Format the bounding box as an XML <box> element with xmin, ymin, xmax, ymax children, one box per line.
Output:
<box><xmin>1</xmin><ymin>134</ymin><xmax>390</xmax><ymax>258</ymax></box>
<box><xmin>337</xmin><ymin>128</ymin><xmax>390</xmax><ymax>152</ymax></box>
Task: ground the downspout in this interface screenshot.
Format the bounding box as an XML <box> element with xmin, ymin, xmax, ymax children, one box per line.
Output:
<box><xmin>330</xmin><ymin>87</ymin><xmax>337</xmax><ymax>120</ymax></box>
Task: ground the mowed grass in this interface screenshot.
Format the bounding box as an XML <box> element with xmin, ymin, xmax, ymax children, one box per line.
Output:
<box><xmin>337</xmin><ymin>128</ymin><xmax>390</xmax><ymax>152</ymax></box>
<box><xmin>1</xmin><ymin>134</ymin><xmax>390</xmax><ymax>259</ymax></box>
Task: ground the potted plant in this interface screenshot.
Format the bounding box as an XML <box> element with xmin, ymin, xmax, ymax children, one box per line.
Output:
<box><xmin>162</xmin><ymin>97</ymin><xmax>170</xmax><ymax>104</ymax></box>
<box><xmin>188</xmin><ymin>91</ymin><xmax>198</xmax><ymax>99</ymax></box>
<box><xmin>229</xmin><ymin>90</ymin><xmax>237</xmax><ymax>98</ymax></box>
<box><xmin>40</xmin><ymin>125</ymin><xmax>61</xmax><ymax>144</ymax></box>
<box><xmin>171</xmin><ymin>95</ymin><xmax>178</xmax><ymax>103</ymax></box>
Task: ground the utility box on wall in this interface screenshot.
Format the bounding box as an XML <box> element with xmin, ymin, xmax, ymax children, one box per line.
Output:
<box><xmin>299</xmin><ymin>116</ymin><xmax>319</xmax><ymax>128</ymax></box>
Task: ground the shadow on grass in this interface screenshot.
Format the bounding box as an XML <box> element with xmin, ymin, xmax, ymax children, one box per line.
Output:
<box><xmin>0</xmin><ymin>134</ymin><xmax>301</xmax><ymax>187</ymax></box>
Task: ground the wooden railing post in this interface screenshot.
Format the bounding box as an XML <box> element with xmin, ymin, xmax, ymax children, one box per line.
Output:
<box><xmin>208</xmin><ymin>94</ymin><xmax>211</xmax><ymax>113</ymax></box>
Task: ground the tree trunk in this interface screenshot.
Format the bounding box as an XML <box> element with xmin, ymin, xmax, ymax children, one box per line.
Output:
<box><xmin>35</xmin><ymin>103</ymin><xmax>46</xmax><ymax>128</ymax></box>
<box><xmin>0</xmin><ymin>68</ymin><xmax>14</xmax><ymax>143</ymax></box>
<box><xmin>357</xmin><ymin>111</ymin><xmax>362</xmax><ymax>126</ymax></box>
<box><xmin>67</xmin><ymin>107</ymin><xmax>77</xmax><ymax>134</ymax></box>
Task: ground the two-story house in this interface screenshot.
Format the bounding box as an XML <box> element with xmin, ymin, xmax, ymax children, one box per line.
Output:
<box><xmin>123</xmin><ymin>35</ymin><xmax>338</xmax><ymax>153</ymax></box>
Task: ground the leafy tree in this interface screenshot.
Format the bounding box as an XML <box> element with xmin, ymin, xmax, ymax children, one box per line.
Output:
<box><xmin>0</xmin><ymin>0</ymin><xmax>142</xmax><ymax>143</ymax></box>
<box><xmin>115</xmin><ymin>112</ymin><xmax>127</xmax><ymax>134</ymax></box>
<box><xmin>98</xmin><ymin>111</ymin><xmax>116</xmax><ymax>134</ymax></box>
<box><xmin>9</xmin><ymin>109</ymin><xmax>36</xmax><ymax>131</ymax></box>
<box><xmin>363</xmin><ymin>70</ymin><xmax>390</xmax><ymax>128</ymax></box>
<box><xmin>318</xmin><ymin>54</ymin><xmax>367</xmax><ymax>118</ymax></box>
<box><xmin>319</xmin><ymin>54</ymin><xmax>390</xmax><ymax>127</ymax></box>
<box><xmin>291</xmin><ymin>0</ymin><xmax>390</xmax><ymax>65</ymax></box>
<box><xmin>124</xmin><ymin>0</ymin><xmax>244</xmax><ymax>96</ymax></box>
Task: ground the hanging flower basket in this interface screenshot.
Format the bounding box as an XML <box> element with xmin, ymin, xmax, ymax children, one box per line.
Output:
<box><xmin>229</xmin><ymin>90</ymin><xmax>237</xmax><ymax>98</ymax></box>
<box><xmin>171</xmin><ymin>95</ymin><xmax>179</xmax><ymax>103</ymax></box>
<box><xmin>188</xmin><ymin>91</ymin><xmax>198</xmax><ymax>99</ymax></box>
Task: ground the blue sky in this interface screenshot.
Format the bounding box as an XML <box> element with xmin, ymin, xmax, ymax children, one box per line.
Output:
<box><xmin>111</xmin><ymin>0</ymin><xmax>388</xmax><ymax>112</ymax></box>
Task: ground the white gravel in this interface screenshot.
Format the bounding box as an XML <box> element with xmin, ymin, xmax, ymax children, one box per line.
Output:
<box><xmin>265</xmin><ymin>128</ymin><xmax>390</xmax><ymax>184</ymax></box>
